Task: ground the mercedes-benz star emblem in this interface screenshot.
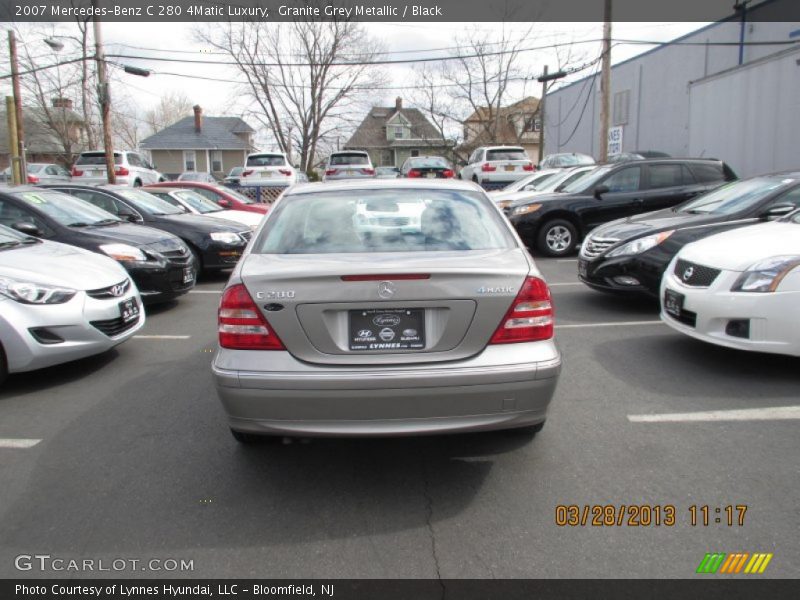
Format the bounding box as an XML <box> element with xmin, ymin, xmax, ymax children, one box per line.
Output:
<box><xmin>378</xmin><ymin>281</ymin><xmax>395</xmax><ymax>299</ymax></box>
<box><xmin>682</xmin><ymin>267</ymin><xmax>694</xmax><ymax>281</ymax></box>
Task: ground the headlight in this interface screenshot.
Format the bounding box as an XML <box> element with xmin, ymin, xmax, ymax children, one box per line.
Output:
<box><xmin>210</xmin><ymin>232</ymin><xmax>241</xmax><ymax>244</ymax></box>
<box><xmin>99</xmin><ymin>243</ymin><xmax>147</xmax><ymax>262</ymax></box>
<box><xmin>496</xmin><ymin>200</ymin><xmax>513</xmax><ymax>210</ymax></box>
<box><xmin>511</xmin><ymin>203</ymin><xmax>542</xmax><ymax>216</ymax></box>
<box><xmin>731</xmin><ymin>255</ymin><xmax>800</xmax><ymax>293</ymax></box>
<box><xmin>0</xmin><ymin>276</ymin><xmax>76</xmax><ymax>304</ymax></box>
<box><xmin>606</xmin><ymin>230</ymin><xmax>674</xmax><ymax>258</ymax></box>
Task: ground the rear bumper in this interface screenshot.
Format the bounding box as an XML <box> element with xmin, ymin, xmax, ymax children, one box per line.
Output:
<box><xmin>213</xmin><ymin>342</ymin><xmax>561</xmax><ymax>436</ymax></box>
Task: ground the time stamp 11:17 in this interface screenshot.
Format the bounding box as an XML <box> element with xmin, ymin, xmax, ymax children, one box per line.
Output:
<box><xmin>554</xmin><ymin>504</ymin><xmax>748</xmax><ymax>527</ymax></box>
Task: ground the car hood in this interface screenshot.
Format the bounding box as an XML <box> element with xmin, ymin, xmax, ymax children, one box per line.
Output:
<box><xmin>159</xmin><ymin>213</ymin><xmax>248</xmax><ymax>232</ymax></box>
<box><xmin>77</xmin><ymin>222</ymin><xmax>179</xmax><ymax>246</ymax></box>
<box><xmin>679</xmin><ymin>222</ymin><xmax>800</xmax><ymax>271</ymax></box>
<box><xmin>591</xmin><ymin>208</ymin><xmax>727</xmax><ymax>240</ymax></box>
<box><xmin>0</xmin><ymin>240</ymin><xmax>127</xmax><ymax>289</ymax></box>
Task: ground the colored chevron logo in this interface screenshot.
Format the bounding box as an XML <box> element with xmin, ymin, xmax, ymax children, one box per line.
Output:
<box><xmin>696</xmin><ymin>552</ymin><xmax>773</xmax><ymax>574</ymax></box>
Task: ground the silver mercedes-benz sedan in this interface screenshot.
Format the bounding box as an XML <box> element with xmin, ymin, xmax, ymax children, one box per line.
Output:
<box><xmin>212</xmin><ymin>179</ymin><xmax>561</xmax><ymax>442</ymax></box>
<box><xmin>0</xmin><ymin>225</ymin><xmax>144</xmax><ymax>383</ymax></box>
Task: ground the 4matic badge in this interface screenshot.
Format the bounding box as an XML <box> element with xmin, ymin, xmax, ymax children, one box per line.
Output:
<box><xmin>477</xmin><ymin>285</ymin><xmax>516</xmax><ymax>294</ymax></box>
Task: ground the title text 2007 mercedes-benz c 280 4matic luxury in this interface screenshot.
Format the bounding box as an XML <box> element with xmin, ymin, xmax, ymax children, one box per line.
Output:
<box><xmin>212</xmin><ymin>179</ymin><xmax>561</xmax><ymax>442</ymax></box>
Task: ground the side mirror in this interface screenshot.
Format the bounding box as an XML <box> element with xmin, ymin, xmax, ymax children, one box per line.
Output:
<box><xmin>523</xmin><ymin>184</ymin><xmax>536</xmax><ymax>191</ymax></box>
<box><xmin>217</xmin><ymin>199</ymin><xmax>231</xmax><ymax>208</ymax></box>
<box><xmin>122</xmin><ymin>213</ymin><xmax>142</xmax><ymax>223</ymax></box>
<box><xmin>594</xmin><ymin>184</ymin><xmax>610</xmax><ymax>199</ymax></box>
<box><xmin>12</xmin><ymin>221</ymin><xmax>42</xmax><ymax>237</ymax></box>
<box><xmin>760</xmin><ymin>204</ymin><xmax>795</xmax><ymax>220</ymax></box>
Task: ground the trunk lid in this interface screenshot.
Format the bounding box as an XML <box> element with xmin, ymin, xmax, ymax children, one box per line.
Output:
<box><xmin>239</xmin><ymin>248</ymin><xmax>531</xmax><ymax>365</ymax></box>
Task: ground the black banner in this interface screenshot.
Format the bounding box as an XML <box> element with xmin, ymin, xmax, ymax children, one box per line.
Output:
<box><xmin>3</xmin><ymin>579</ymin><xmax>800</xmax><ymax>600</ymax></box>
<box><xmin>1</xmin><ymin>0</ymin><xmax>799</xmax><ymax>23</ymax></box>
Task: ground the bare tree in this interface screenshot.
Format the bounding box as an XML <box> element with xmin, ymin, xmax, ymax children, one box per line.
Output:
<box><xmin>196</xmin><ymin>17</ymin><xmax>386</xmax><ymax>171</ymax></box>
<box><xmin>142</xmin><ymin>91</ymin><xmax>193</xmax><ymax>136</ymax></box>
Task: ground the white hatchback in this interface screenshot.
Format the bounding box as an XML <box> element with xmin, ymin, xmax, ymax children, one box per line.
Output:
<box><xmin>240</xmin><ymin>152</ymin><xmax>296</xmax><ymax>187</ymax></box>
<box><xmin>72</xmin><ymin>150</ymin><xmax>161</xmax><ymax>187</ymax></box>
<box><xmin>661</xmin><ymin>212</ymin><xmax>800</xmax><ymax>356</ymax></box>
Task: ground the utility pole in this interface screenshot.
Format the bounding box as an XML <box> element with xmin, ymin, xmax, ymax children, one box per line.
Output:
<box><xmin>8</xmin><ymin>30</ymin><xmax>26</xmax><ymax>184</ymax></box>
<box><xmin>92</xmin><ymin>0</ymin><xmax>116</xmax><ymax>184</ymax></box>
<box><xmin>536</xmin><ymin>66</ymin><xmax>567</xmax><ymax>165</ymax></box>
<box><xmin>598</xmin><ymin>0</ymin><xmax>612</xmax><ymax>163</ymax></box>
<box><xmin>5</xmin><ymin>97</ymin><xmax>20</xmax><ymax>185</ymax></box>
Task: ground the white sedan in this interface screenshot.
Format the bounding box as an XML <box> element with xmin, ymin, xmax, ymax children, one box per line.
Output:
<box><xmin>661</xmin><ymin>211</ymin><xmax>800</xmax><ymax>356</ymax></box>
<box><xmin>143</xmin><ymin>187</ymin><xmax>263</xmax><ymax>230</ymax></box>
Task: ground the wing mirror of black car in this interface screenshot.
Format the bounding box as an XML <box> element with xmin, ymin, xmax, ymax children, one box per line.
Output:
<box><xmin>593</xmin><ymin>184</ymin><xmax>610</xmax><ymax>199</ymax></box>
<box><xmin>122</xmin><ymin>213</ymin><xmax>143</xmax><ymax>223</ymax></box>
<box><xmin>759</xmin><ymin>204</ymin><xmax>795</xmax><ymax>220</ymax></box>
<box><xmin>11</xmin><ymin>221</ymin><xmax>42</xmax><ymax>237</ymax></box>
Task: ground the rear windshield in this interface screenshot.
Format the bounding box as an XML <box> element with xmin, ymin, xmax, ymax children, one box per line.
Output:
<box><xmin>115</xmin><ymin>189</ymin><xmax>184</xmax><ymax>215</ymax></box>
<box><xmin>77</xmin><ymin>152</ymin><xmax>122</xmax><ymax>166</ymax></box>
<box><xmin>246</xmin><ymin>154</ymin><xmax>286</xmax><ymax>167</ymax></box>
<box><xmin>407</xmin><ymin>157</ymin><xmax>450</xmax><ymax>169</ymax></box>
<box><xmin>329</xmin><ymin>153</ymin><xmax>370</xmax><ymax>166</ymax></box>
<box><xmin>486</xmin><ymin>149</ymin><xmax>527</xmax><ymax>161</ymax></box>
<box><xmin>256</xmin><ymin>189</ymin><xmax>516</xmax><ymax>254</ymax></box>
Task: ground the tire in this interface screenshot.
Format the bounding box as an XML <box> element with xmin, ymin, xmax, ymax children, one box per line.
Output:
<box><xmin>536</xmin><ymin>219</ymin><xmax>578</xmax><ymax>257</ymax></box>
<box><xmin>133</xmin><ymin>179</ymin><xmax>142</xmax><ymax>187</ymax></box>
<box><xmin>471</xmin><ymin>175</ymin><xmax>479</xmax><ymax>183</ymax></box>
<box><xmin>0</xmin><ymin>344</ymin><xmax>7</xmax><ymax>386</ymax></box>
<box><xmin>230</xmin><ymin>429</ymin><xmax>262</xmax><ymax>444</ymax></box>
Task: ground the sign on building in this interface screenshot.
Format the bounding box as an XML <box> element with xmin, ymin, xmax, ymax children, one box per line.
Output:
<box><xmin>608</xmin><ymin>126</ymin><xmax>623</xmax><ymax>156</ymax></box>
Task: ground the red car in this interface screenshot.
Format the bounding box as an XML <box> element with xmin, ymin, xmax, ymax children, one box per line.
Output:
<box><xmin>147</xmin><ymin>181</ymin><xmax>269</xmax><ymax>214</ymax></box>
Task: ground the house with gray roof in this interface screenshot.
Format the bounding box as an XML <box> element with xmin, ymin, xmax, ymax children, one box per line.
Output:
<box><xmin>344</xmin><ymin>97</ymin><xmax>454</xmax><ymax>168</ymax></box>
<box><xmin>140</xmin><ymin>105</ymin><xmax>256</xmax><ymax>179</ymax></box>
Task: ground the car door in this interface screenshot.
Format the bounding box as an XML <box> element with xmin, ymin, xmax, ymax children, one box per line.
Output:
<box><xmin>579</xmin><ymin>165</ymin><xmax>644</xmax><ymax>230</ymax></box>
<box><xmin>641</xmin><ymin>163</ymin><xmax>699</xmax><ymax>211</ymax></box>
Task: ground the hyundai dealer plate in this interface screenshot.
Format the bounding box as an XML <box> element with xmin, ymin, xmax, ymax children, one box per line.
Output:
<box><xmin>119</xmin><ymin>298</ymin><xmax>140</xmax><ymax>323</ymax></box>
<box><xmin>349</xmin><ymin>308</ymin><xmax>425</xmax><ymax>351</ymax></box>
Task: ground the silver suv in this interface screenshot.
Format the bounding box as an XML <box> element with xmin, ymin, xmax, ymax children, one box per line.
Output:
<box><xmin>72</xmin><ymin>151</ymin><xmax>161</xmax><ymax>187</ymax></box>
<box><xmin>323</xmin><ymin>151</ymin><xmax>376</xmax><ymax>182</ymax></box>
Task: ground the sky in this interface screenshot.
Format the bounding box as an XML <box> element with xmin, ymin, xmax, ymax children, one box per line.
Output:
<box><xmin>2</xmin><ymin>21</ymin><xmax>710</xmax><ymax>148</ymax></box>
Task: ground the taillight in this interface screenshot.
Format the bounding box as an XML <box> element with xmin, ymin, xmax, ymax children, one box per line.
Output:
<box><xmin>523</xmin><ymin>163</ymin><xmax>535</xmax><ymax>171</ymax></box>
<box><xmin>27</xmin><ymin>174</ymin><xmax>39</xmax><ymax>183</ymax></box>
<box><xmin>218</xmin><ymin>284</ymin><xmax>285</xmax><ymax>350</ymax></box>
<box><xmin>442</xmin><ymin>169</ymin><xmax>454</xmax><ymax>178</ymax></box>
<box><xmin>115</xmin><ymin>166</ymin><xmax>130</xmax><ymax>176</ymax></box>
<box><xmin>71</xmin><ymin>166</ymin><xmax>83</xmax><ymax>176</ymax></box>
<box><xmin>407</xmin><ymin>169</ymin><xmax>422</xmax><ymax>178</ymax></box>
<box><xmin>325</xmin><ymin>169</ymin><xmax>337</xmax><ymax>176</ymax></box>
<box><xmin>489</xmin><ymin>277</ymin><xmax>554</xmax><ymax>344</ymax></box>
<box><xmin>242</xmin><ymin>170</ymin><xmax>254</xmax><ymax>177</ymax></box>
<box><xmin>361</xmin><ymin>168</ymin><xmax>375</xmax><ymax>175</ymax></box>
<box><xmin>481</xmin><ymin>163</ymin><xmax>497</xmax><ymax>172</ymax></box>
<box><xmin>278</xmin><ymin>169</ymin><xmax>292</xmax><ymax>176</ymax></box>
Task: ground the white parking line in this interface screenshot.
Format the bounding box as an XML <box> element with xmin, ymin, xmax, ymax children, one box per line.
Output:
<box><xmin>556</xmin><ymin>259</ymin><xmax>578</xmax><ymax>263</ymax></box>
<box><xmin>556</xmin><ymin>320</ymin><xmax>663</xmax><ymax>329</ymax></box>
<box><xmin>189</xmin><ymin>290</ymin><xmax>223</xmax><ymax>294</ymax></box>
<box><xmin>628</xmin><ymin>406</ymin><xmax>800</xmax><ymax>423</ymax></box>
<box><xmin>0</xmin><ymin>439</ymin><xmax>41</xmax><ymax>448</ymax></box>
<box><xmin>133</xmin><ymin>335</ymin><xmax>192</xmax><ymax>340</ymax></box>
<box><xmin>548</xmin><ymin>282</ymin><xmax>583</xmax><ymax>287</ymax></box>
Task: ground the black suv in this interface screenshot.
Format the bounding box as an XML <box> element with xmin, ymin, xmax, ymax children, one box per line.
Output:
<box><xmin>507</xmin><ymin>159</ymin><xmax>737</xmax><ymax>256</ymax></box>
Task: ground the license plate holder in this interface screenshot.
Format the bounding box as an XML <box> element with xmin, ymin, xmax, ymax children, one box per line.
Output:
<box><xmin>349</xmin><ymin>308</ymin><xmax>425</xmax><ymax>351</ymax></box>
<box><xmin>426</xmin><ymin>172</ymin><xmax>436</xmax><ymax>178</ymax></box>
<box><xmin>504</xmin><ymin>165</ymin><xmax>515</xmax><ymax>172</ymax></box>
<box><xmin>664</xmin><ymin>289</ymin><xmax>685</xmax><ymax>319</ymax></box>
<box><xmin>578</xmin><ymin>259</ymin><xmax>588</xmax><ymax>278</ymax></box>
<box><xmin>182</xmin><ymin>267</ymin><xmax>194</xmax><ymax>284</ymax></box>
<box><xmin>119</xmin><ymin>297</ymin><xmax>140</xmax><ymax>323</ymax></box>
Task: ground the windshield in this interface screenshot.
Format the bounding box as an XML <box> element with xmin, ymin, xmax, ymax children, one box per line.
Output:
<box><xmin>790</xmin><ymin>210</ymin><xmax>800</xmax><ymax>224</ymax></box>
<box><xmin>228</xmin><ymin>167</ymin><xmax>243</xmax><ymax>176</ymax></box>
<box><xmin>679</xmin><ymin>178</ymin><xmax>795</xmax><ymax>215</ymax></box>
<box><xmin>503</xmin><ymin>172</ymin><xmax>556</xmax><ymax>193</ymax></box>
<box><xmin>330</xmin><ymin>153</ymin><xmax>369</xmax><ymax>166</ymax></box>
<box><xmin>247</xmin><ymin>154</ymin><xmax>286</xmax><ymax>167</ymax></box>
<box><xmin>257</xmin><ymin>189</ymin><xmax>516</xmax><ymax>254</ymax></box>
<box><xmin>550</xmin><ymin>154</ymin><xmax>595</xmax><ymax>167</ymax></box>
<box><xmin>115</xmin><ymin>188</ymin><xmax>184</xmax><ymax>215</ymax></box>
<box><xmin>213</xmin><ymin>186</ymin><xmax>253</xmax><ymax>204</ymax></box>
<box><xmin>0</xmin><ymin>223</ymin><xmax>38</xmax><ymax>248</ymax></box>
<box><xmin>12</xmin><ymin>190</ymin><xmax>121</xmax><ymax>226</ymax></box>
<box><xmin>27</xmin><ymin>164</ymin><xmax>45</xmax><ymax>173</ymax></box>
<box><xmin>77</xmin><ymin>152</ymin><xmax>122</xmax><ymax>166</ymax></box>
<box><xmin>174</xmin><ymin>190</ymin><xmax>223</xmax><ymax>214</ymax></box>
<box><xmin>561</xmin><ymin>166</ymin><xmax>610</xmax><ymax>193</ymax></box>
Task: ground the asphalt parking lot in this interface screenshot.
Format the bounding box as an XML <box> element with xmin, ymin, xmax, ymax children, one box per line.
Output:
<box><xmin>0</xmin><ymin>257</ymin><xmax>798</xmax><ymax>579</ymax></box>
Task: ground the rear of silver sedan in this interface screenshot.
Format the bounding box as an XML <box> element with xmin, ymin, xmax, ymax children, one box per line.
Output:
<box><xmin>212</xmin><ymin>180</ymin><xmax>561</xmax><ymax>440</ymax></box>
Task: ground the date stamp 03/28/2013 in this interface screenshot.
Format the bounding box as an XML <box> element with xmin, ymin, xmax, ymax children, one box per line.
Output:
<box><xmin>555</xmin><ymin>504</ymin><xmax>748</xmax><ymax>527</ymax></box>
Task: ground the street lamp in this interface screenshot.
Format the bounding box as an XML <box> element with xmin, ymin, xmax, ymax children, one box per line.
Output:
<box><xmin>43</xmin><ymin>37</ymin><xmax>65</xmax><ymax>52</ymax></box>
<box><xmin>536</xmin><ymin>68</ymin><xmax>568</xmax><ymax>163</ymax></box>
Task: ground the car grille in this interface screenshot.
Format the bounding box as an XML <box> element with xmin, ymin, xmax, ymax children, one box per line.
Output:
<box><xmin>376</xmin><ymin>217</ymin><xmax>410</xmax><ymax>227</ymax></box>
<box><xmin>148</xmin><ymin>240</ymin><xmax>193</xmax><ymax>265</ymax></box>
<box><xmin>86</xmin><ymin>279</ymin><xmax>131</xmax><ymax>299</ymax></box>
<box><xmin>674</xmin><ymin>259</ymin><xmax>721</xmax><ymax>287</ymax></box>
<box><xmin>161</xmin><ymin>248</ymin><xmax>193</xmax><ymax>266</ymax></box>
<box><xmin>581</xmin><ymin>236</ymin><xmax>619</xmax><ymax>259</ymax></box>
<box><xmin>90</xmin><ymin>315</ymin><xmax>139</xmax><ymax>337</ymax></box>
